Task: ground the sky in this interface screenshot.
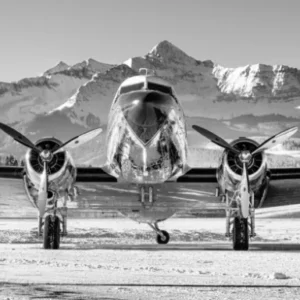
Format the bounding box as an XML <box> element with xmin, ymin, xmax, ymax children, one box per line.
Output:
<box><xmin>0</xmin><ymin>0</ymin><xmax>300</xmax><ymax>81</ymax></box>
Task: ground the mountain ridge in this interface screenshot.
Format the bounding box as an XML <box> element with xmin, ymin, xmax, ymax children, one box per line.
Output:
<box><xmin>1</xmin><ymin>40</ymin><xmax>300</xmax><ymax>163</ymax></box>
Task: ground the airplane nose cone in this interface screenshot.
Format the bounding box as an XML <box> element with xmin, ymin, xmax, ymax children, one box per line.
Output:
<box><xmin>119</xmin><ymin>91</ymin><xmax>174</xmax><ymax>143</ymax></box>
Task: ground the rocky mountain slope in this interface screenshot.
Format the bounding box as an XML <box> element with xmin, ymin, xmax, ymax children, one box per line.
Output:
<box><xmin>0</xmin><ymin>40</ymin><xmax>300</xmax><ymax>165</ymax></box>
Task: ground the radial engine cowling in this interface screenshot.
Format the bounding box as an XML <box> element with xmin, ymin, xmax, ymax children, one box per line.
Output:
<box><xmin>220</xmin><ymin>138</ymin><xmax>267</xmax><ymax>192</ymax></box>
<box><xmin>24</xmin><ymin>137</ymin><xmax>76</xmax><ymax>197</ymax></box>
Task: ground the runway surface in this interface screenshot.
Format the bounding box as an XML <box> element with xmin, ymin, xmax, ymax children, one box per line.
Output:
<box><xmin>1</xmin><ymin>218</ymin><xmax>300</xmax><ymax>299</ymax></box>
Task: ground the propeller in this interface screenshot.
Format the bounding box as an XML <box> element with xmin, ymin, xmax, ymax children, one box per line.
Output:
<box><xmin>53</xmin><ymin>127</ymin><xmax>102</xmax><ymax>154</ymax></box>
<box><xmin>38</xmin><ymin>161</ymin><xmax>48</xmax><ymax>216</ymax></box>
<box><xmin>192</xmin><ymin>125</ymin><xmax>298</xmax><ymax>218</ymax></box>
<box><xmin>239</xmin><ymin>152</ymin><xmax>251</xmax><ymax>218</ymax></box>
<box><xmin>192</xmin><ymin>125</ymin><xmax>239</xmax><ymax>154</ymax></box>
<box><xmin>252</xmin><ymin>126</ymin><xmax>298</xmax><ymax>155</ymax></box>
<box><xmin>0</xmin><ymin>122</ymin><xmax>41</xmax><ymax>153</ymax></box>
<box><xmin>192</xmin><ymin>125</ymin><xmax>298</xmax><ymax>160</ymax></box>
<box><xmin>0</xmin><ymin>123</ymin><xmax>103</xmax><ymax>216</ymax></box>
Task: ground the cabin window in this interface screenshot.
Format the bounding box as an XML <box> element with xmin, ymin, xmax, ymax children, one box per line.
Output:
<box><xmin>120</xmin><ymin>82</ymin><xmax>144</xmax><ymax>95</ymax></box>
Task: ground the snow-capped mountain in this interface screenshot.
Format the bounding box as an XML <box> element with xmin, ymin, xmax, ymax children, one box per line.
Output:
<box><xmin>56</xmin><ymin>40</ymin><xmax>300</xmax><ymax>128</ymax></box>
<box><xmin>1</xmin><ymin>40</ymin><xmax>300</xmax><ymax>164</ymax></box>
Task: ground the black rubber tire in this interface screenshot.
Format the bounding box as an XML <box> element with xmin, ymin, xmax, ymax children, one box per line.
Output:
<box><xmin>232</xmin><ymin>217</ymin><xmax>249</xmax><ymax>251</ymax></box>
<box><xmin>43</xmin><ymin>215</ymin><xmax>60</xmax><ymax>250</ymax></box>
<box><xmin>156</xmin><ymin>230</ymin><xmax>170</xmax><ymax>244</ymax></box>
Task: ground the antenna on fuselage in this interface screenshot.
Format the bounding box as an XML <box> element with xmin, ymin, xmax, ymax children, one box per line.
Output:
<box><xmin>139</xmin><ymin>68</ymin><xmax>156</xmax><ymax>76</ymax></box>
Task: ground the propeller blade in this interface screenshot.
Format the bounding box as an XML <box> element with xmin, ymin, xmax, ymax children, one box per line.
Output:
<box><xmin>240</xmin><ymin>162</ymin><xmax>250</xmax><ymax>218</ymax></box>
<box><xmin>53</xmin><ymin>127</ymin><xmax>103</xmax><ymax>154</ymax></box>
<box><xmin>0</xmin><ymin>122</ymin><xmax>41</xmax><ymax>153</ymax></box>
<box><xmin>192</xmin><ymin>125</ymin><xmax>240</xmax><ymax>154</ymax></box>
<box><xmin>38</xmin><ymin>161</ymin><xmax>48</xmax><ymax>217</ymax></box>
<box><xmin>252</xmin><ymin>126</ymin><xmax>298</xmax><ymax>155</ymax></box>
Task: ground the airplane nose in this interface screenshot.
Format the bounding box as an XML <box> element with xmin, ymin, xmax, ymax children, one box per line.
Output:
<box><xmin>119</xmin><ymin>91</ymin><xmax>174</xmax><ymax>143</ymax></box>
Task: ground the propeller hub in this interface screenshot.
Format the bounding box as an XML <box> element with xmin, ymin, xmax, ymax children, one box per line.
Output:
<box><xmin>239</xmin><ymin>151</ymin><xmax>252</xmax><ymax>164</ymax></box>
<box><xmin>40</xmin><ymin>150</ymin><xmax>53</xmax><ymax>162</ymax></box>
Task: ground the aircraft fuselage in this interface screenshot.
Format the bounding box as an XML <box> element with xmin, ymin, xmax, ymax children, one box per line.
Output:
<box><xmin>105</xmin><ymin>85</ymin><xmax>188</xmax><ymax>184</ymax></box>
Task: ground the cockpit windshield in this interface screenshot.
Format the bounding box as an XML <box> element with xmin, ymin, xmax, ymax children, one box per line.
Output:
<box><xmin>120</xmin><ymin>82</ymin><xmax>144</xmax><ymax>95</ymax></box>
<box><xmin>147</xmin><ymin>82</ymin><xmax>173</xmax><ymax>96</ymax></box>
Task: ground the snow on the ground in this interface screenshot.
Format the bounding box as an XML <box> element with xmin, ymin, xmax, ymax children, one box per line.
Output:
<box><xmin>1</xmin><ymin>218</ymin><xmax>300</xmax><ymax>246</ymax></box>
<box><xmin>1</xmin><ymin>218</ymin><xmax>300</xmax><ymax>299</ymax></box>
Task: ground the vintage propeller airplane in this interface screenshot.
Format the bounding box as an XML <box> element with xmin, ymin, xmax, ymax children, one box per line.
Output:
<box><xmin>0</xmin><ymin>68</ymin><xmax>299</xmax><ymax>250</ymax></box>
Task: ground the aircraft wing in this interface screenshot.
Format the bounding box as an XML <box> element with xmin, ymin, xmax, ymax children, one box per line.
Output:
<box><xmin>0</xmin><ymin>166</ymin><xmax>24</xmax><ymax>179</ymax></box>
<box><xmin>3</xmin><ymin>166</ymin><xmax>300</xmax><ymax>182</ymax></box>
<box><xmin>177</xmin><ymin>168</ymin><xmax>218</xmax><ymax>182</ymax></box>
<box><xmin>176</xmin><ymin>167</ymin><xmax>300</xmax><ymax>182</ymax></box>
<box><xmin>76</xmin><ymin>167</ymin><xmax>117</xmax><ymax>182</ymax></box>
<box><xmin>0</xmin><ymin>166</ymin><xmax>116</xmax><ymax>182</ymax></box>
<box><xmin>269</xmin><ymin>168</ymin><xmax>300</xmax><ymax>180</ymax></box>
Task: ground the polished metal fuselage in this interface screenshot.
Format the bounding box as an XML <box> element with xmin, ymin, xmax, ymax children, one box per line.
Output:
<box><xmin>105</xmin><ymin>90</ymin><xmax>188</xmax><ymax>184</ymax></box>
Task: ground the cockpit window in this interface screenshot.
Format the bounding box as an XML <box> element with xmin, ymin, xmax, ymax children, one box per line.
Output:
<box><xmin>147</xmin><ymin>82</ymin><xmax>172</xmax><ymax>95</ymax></box>
<box><xmin>120</xmin><ymin>82</ymin><xmax>144</xmax><ymax>95</ymax></box>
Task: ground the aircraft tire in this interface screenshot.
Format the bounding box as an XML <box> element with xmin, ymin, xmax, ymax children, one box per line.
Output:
<box><xmin>43</xmin><ymin>215</ymin><xmax>60</xmax><ymax>250</ymax></box>
<box><xmin>232</xmin><ymin>217</ymin><xmax>249</xmax><ymax>251</ymax></box>
<box><xmin>156</xmin><ymin>230</ymin><xmax>170</xmax><ymax>244</ymax></box>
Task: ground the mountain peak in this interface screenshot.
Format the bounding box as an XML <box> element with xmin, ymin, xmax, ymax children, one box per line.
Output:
<box><xmin>43</xmin><ymin>61</ymin><xmax>69</xmax><ymax>76</ymax></box>
<box><xmin>148</xmin><ymin>40</ymin><xmax>196</xmax><ymax>65</ymax></box>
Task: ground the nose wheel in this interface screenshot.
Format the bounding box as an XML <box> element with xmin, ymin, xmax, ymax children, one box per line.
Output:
<box><xmin>148</xmin><ymin>222</ymin><xmax>170</xmax><ymax>244</ymax></box>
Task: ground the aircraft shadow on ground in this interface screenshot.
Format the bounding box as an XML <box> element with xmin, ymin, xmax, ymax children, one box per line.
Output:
<box><xmin>58</xmin><ymin>242</ymin><xmax>300</xmax><ymax>252</ymax></box>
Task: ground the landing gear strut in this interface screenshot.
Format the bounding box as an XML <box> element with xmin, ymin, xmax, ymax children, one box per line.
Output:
<box><xmin>225</xmin><ymin>191</ymin><xmax>255</xmax><ymax>251</ymax></box>
<box><xmin>61</xmin><ymin>195</ymin><xmax>69</xmax><ymax>236</ymax></box>
<box><xmin>38</xmin><ymin>216</ymin><xmax>43</xmax><ymax>237</ymax></box>
<box><xmin>38</xmin><ymin>194</ymin><xmax>68</xmax><ymax>249</ymax></box>
<box><xmin>43</xmin><ymin>215</ymin><xmax>60</xmax><ymax>249</ymax></box>
<box><xmin>148</xmin><ymin>222</ymin><xmax>170</xmax><ymax>244</ymax></box>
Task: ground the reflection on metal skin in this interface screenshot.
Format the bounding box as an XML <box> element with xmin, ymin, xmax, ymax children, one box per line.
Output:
<box><xmin>76</xmin><ymin>182</ymin><xmax>224</xmax><ymax>223</ymax></box>
<box><xmin>24</xmin><ymin>138</ymin><xmax>77</xmax><ymax>205</ymax></box>
<box><xmin>106</xmin><ymin>90</ymin><xmax>188</xmax><ymax>184</ymax></box>
<box><xmin>217</xmin><ymin>138</ymin><xmax>267</xmax><ymax>193</ymax></box>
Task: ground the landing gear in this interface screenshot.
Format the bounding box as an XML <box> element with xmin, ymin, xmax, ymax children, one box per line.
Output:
<box><xmin>62</xmin><ymin>215</ymin><xmax>67</xmax><ymax>236</ymax></box>
<box><xmin>225</xmin><ymin>191</ymin><xmax>255</xmax><ymax>251</ymax></box>
<box><xmin>38</xmin><ymin>216</ymin><xmax>43</xmax><ymax>237</ymax></box>
<box><xmin>43</xmin><ymin>215</ymin><xmax>60</xmax><ymax>249</ymax></box>
<box><xmin>156</xmin><ymin>230</ymin><xmax>170</xmax><ymax>244</ymax></box>
<box><xmin>232</xmin><ymin>217</ymin><xmax>249</xmax><ymax>250</ymax></box>
<box><xmin>148</xmin><ymin>222</ymin><xmax>170</xmax><ymax>244</ymax></box>
<box><xmin>61</xmin><ymin>196</ymin><xmax>69</xmax><ymax>236</ymax></box>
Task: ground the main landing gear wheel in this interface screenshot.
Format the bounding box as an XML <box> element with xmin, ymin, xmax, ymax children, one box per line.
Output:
<box><xmin>156</xmin><ymin>230</ymin><xmax>170</xmax><ymax>245</ymax></box>
<box><xmin>43</xmin><ymin>215</ymin><xmax>60</xmax><ymax>249</ymax></box>
<box><xmin>232</xmin><ymin>217</ymin><xmax>249</xmax><ymax>251</ymax></box>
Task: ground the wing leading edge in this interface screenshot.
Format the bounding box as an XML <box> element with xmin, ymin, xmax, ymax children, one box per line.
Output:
<box><xmin>0</xmin><ymin>167</ymin><xmax>24</xmax><ymax>179</ymax></box>
<box><xmin>1</xmin><ymin>166</ymin><xmax>300</xmax><ymax>182</ymax></box>
<box><xmin>269</xmin><ymin>168</ymin><xmax>300</xmax><ymax>180</ymax></box>
<box><xmin>76</xmin><ymin>167</ymin><xmax>117</xmax><ymax>182</ymax></box>
<box><xmin>177</xmin><ymin>168</ymin><xmax>218</xmax><ymax>182</ymax></box>
<box><xmin>177</xmin><ymin>167</ymin><xmax>300</xmax><ymax>182</ymax></box>
<box><xmin>0</xmin><ymin>166</ymin><xmax>116</xmax><ymax>182</ymax></box>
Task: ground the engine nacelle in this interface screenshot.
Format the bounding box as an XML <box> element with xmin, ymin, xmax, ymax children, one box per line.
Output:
<box><xmin>24</xmin><ymin>137</ymin><xmax>77</xmax><ymax>201</ymax></box>
<box><xmin>217</xmin><ymin>137</ymin><xmax>268</xmax><ymax>193</ymax></box>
